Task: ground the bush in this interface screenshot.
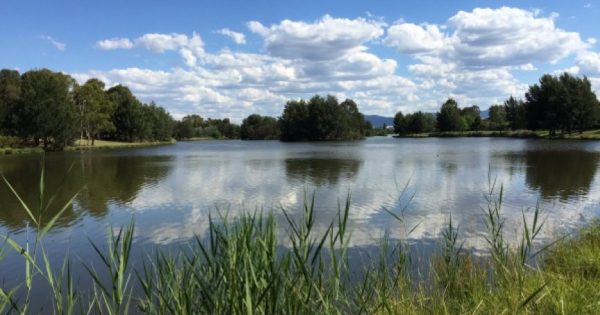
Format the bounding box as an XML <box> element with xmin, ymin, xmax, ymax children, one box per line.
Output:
<box><xmin>0</xmin><ymin>135</ymin><xmax>20</xmax><ymax>148</ymax></box>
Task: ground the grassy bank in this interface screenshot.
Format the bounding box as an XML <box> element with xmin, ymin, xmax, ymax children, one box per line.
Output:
<box><xmin>0</xmin><ymin>172</ymin><xmax>599</xmax><ymax>314</ymax></box>
<box><xmin>398</xmin><ymin>129</ymin><xmax>600</xmax><ymax>140</ymax></box>
<box><xmin>67</xmin><ymin>139</ymin><xmax>176</xmax><ymax>151</ymax></box>
<box><xmin>0</xmin><ymin>147</ymin><xmax>44</xmax><ymax>155</ymax></box>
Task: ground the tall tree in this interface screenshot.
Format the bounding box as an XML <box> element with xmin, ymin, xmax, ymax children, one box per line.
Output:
<box><xmin>73</xmin><ymin>78</ymin><xmax>116</xmax><ymax>145</ymax></box>
<box><xmin>20</xmin><ymin>69</ymin><xmax>77</xmax><ymax>149</ymax></box>
<box><xmin>0</xmin><ymin>69</ymin><xmax>21</xmax><ymax>135</ymax></box>
<box><xmin>436</xmin><ymin>98</ymin><xmax>463</xmax><ymax>132</ymax></box>
<box><xmin>504</xmin><ymin>96</ymin><xmax>527</xmax><ymax>130</ymax></box>
<box><xmin>488</xmin><ymin>105</ymin><xmax>508</xmax><ymax>131</ymax></box>
<box><xmin>279</xmin><ymin>99</ymin><xmax>310</xmax><ymax>141</ymax></box>
<box><xmin>107</xmin><ymin>85</ymin><xmax>145</xmax><ymax>142</ymax></box>
<box><xmin>393</xmin><ymin>111</ymin><xmax>405</xmax><ymax>135</ymax></box>
<box><xmin>241</xmin><ymin>114</ymin><xmax>280</xmax><ymax>140</ymax></box>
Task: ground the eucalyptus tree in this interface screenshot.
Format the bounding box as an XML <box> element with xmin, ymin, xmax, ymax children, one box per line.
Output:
<box><xmin>72</xmin><ymin>78</ymin><xmax>116</xmax><ymax>145</ymax></box>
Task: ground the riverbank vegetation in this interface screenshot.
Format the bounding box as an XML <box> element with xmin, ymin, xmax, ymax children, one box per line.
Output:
<box><xmin>395</xmin><ymin>72</ymin><xmax>600</xmax><ymax>139</ymax></box>
<box><xmin>279</xmin><ymin>95</ymin><xmax>366</xmax><ymax>141</ymax></box>
<box><xmin>1</xmin><ymin>168</ymin><xmax>599</xmax><ymax>314</ymax></box>
<box><xmin>0</xmin><ymin>68</ymin><xmax>242</xmax><ymax>151</ymax></box>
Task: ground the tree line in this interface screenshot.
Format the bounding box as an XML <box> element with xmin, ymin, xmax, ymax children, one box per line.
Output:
<box><xmin>0</xmin><ymin>68</ymin><xmax>243</xmax><ymax>150</ymax></box>
<box><xmin>394</xmin><ymin>72</ymin><xmax>600</xmax><ymax>136</ymax></box>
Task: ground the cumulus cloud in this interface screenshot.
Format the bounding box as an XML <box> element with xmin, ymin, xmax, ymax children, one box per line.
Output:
<box><xmin>384</xmin><ymin>23</ymin><xmax>446</xmax><ymax>54</ymax></box>
<box><xmin>576</xmin><ymin>52</ymin><xmax>600</xmax><ymax>76</ymax></box>
<box><xmin>247</xmin><ymin>15</ymin><xmax>384</xmax><ymax>61</ymax></box>
<box><xmin>39</xmin><ymin>35</ymin><xmax>66</xmax><ymax>51</ymax></box>
<box><xmin>447</xmin><ymin>7</ymin><xmax>588</xmax><ymax>68</ymax></box>
<box><xmin>86</xmin><ymin>9</ymin><xmax>599</xmax><ymax>118</ymax></box>
<box><xmin>385</xmin><ymin>7</ymin><xmax>588</xmax><ymax>69</ymax></box>
<box><xmin>216</xmin><ymin>29</ymin><xmax>246</xmax><ymax>45</ymax></box>
<box><xmin>95</xmin><ymin>38</ymin><xmax>134</xmax><ymax>50</ymax></box>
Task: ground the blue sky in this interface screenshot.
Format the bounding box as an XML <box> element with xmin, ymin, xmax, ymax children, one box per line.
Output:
<box><xmin>1</xmin><ymin>0</ymin><xmax>599</xmax><ymax>121</ymax></box>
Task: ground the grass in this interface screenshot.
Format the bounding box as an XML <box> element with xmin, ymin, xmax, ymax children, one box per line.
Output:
<box><xmin>67</xmin><ymin>139</ymin><xmax>176</xmax><ymax>151</ymax></box>
<box><xmin>0</xmin><ymin>165</ymin><xmax>600</xmax><ymax>314</ymax></box>
<box><xmin>400</xmin><ymin>129</ymin><xmax>600</xmax><ymax>140</ymax></box>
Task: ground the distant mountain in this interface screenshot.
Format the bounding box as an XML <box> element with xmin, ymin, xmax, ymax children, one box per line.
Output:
<box><xmin>480</xmin><ymin>109</ymin><xmax>489</xmax><ymax>119</ymax></box>
<box><xmin>364</xmin><ymin>115</ymin><xmax>394</xmax><ymax>128</ymax></box>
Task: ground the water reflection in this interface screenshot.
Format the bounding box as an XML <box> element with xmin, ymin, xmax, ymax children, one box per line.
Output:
<box><xmin>284</xmin><ymin>158</ymin><xmax>362</xmax><ymax>187</ymax></box>
<box><xmin>501</xmin><ymin>149</ymin><xmax>600</xmax><ymax>201</ymax></box>
<box><xmin>0</xmin><ymin>152</ymin><xmax>173</xmax><ymax>230</ymax></box>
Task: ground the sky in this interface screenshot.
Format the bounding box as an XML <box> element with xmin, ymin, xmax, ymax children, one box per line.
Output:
<box><xmin>1</xmin><ymin>0</ymin><xmax>600</xmax><ymax>122</ymax></box>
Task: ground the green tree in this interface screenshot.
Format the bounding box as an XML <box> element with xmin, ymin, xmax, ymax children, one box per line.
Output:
<box><xmin>0</xmin><ymin>69</ymin><xmax>21</xmax><ymax>135</ymax></box>
<box><xmin>174</xmin><ymin>120</ymin><xmax>195</xmax><ymax>140</ymax></box>
<box><xmin>460</xmin><ymin>105</ymin><xmax>481</xmax><ymax>131</ymax></box>
<box><xmin>525</xmin><ymin>74</ymin><xmax>562</xmax><ymax>134</ymax></box>
<box><xmin>20</xmin><ymin>69</ymin><xmax>78</xmax><ymax>149</ymax></box>
<box><xmin>72</xmin><ymin>78</ymin><xmax>116</xmax><ymax>145</ymax></box>
<box><xmin>436</xmin><ymin>98</ymin><xmax>463</xmax><ymax>132</ymax></box>
<box><xmin>488</xmin><ymin>105</ymin><xmax>508</xmax><ymax>131</ymax></box>
<box><xmin>107</xmin><ymin>85</ymin><xmax>145</xmax><ymax>142</ymax></box>
<box><xmin>279</xmin><ymin>100</ymin><xmax>310</xmax><ymax>141</ymax></box>
<box><xmin>241</xmin><ymin>114</ymin><xmax>281</xmax><ymax>140</ymax></box>
<box><xmin>144</xmin><ymin>102</ymin><xmax>174</xmax><ymax>141</ymax></box>
<box><xmin>393</xmin><ymin>111</ymin><xmax>405</xmax><ymax>135</ymax></box>
<box><xmin>504</xmin><ymin>96</ymin><xmax>527</xmax><ymax>130</ymax></box>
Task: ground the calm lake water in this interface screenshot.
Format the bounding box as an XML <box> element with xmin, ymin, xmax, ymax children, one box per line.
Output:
<box><xmin>1</xmin><ymin>137</ymin><xmax>600</xmax><ymax>287</ymax></box>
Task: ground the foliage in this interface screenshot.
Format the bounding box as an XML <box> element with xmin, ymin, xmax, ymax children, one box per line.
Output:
<box><xmin>504</xmin><ymin>96</ymin><xmax>527</xmax><ymax>130</ymax></box>
<box><xmin>19</xmin><ymin>69</ymin><xmax>78</xmax><ymax>150</ymax></box>
<box><xmin>0</xmin><ymin>69</ymin><xmax>21</xmax><ymax>135</ymax></box>
<box><xmin>526</xmin><ymin>72</ymin><xmax>600</xmax><ymax>135</ymax></box>
<box><xmin>240</xmin><ymin>114</ymin><xmax>280</xmax><ymax>140</ymax></box>
<box><xmin>436</xmin><ymin>98</ymin><xmax>464</xmax><ymax>132</ymax></box>
<box><xmin>73</xmin><ymin>78</ymin><xmax>116</xmax><ymax>145</ymax></box>
<box><xmin>488</xmin><ymin>104</ymin><xmax>509</xmax><ymax>131</ymax></box>
<box><xmin>279</xmin><ymin>95</ymin><xmax>366</xmax><ymax>141</ymax></box>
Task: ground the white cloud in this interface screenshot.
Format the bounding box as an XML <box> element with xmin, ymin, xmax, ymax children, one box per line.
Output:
<box><xmin>384</xmin><ymin>23</ymin><xmax>446</xmax><ymax>54</ymax></box>
<box><xmin>216</xmin><ymin>29</ymin><xmax>246</xmax><ymax>45</ymax></box>
<box><xmin>135</xmin><ymin>32</ymin><xmax>204</xmax><ymax>53</ymax></box>
<box><xmin>447</xmin><ymin>7</ymin><xmax>588</xmax><ymax>68</ymax></box>
<box><xmin>247</xmin><ymin>15</ymin><xmax>384</xmax><ymax>61</ymax></box>
<box><xmin>576</xmin><ymin>51</ymin><xmax>600</xmax><ymax>76</ymax></box>
<box><xmin>95</xmin><ymin>32</ymin><xmax>205</xmax><ymax>56</ymax></box>
<box><xmin>39</xmin><ymin>35</ymin><xmax>66</xmax><ymax>51</ymax></box>
<box><xmin>385</xmin><ymin>7</ymin><xmax>589</xmax><ymax>69</ymax></box>
<box><xmin>95</xmin><ymin>38</ymin><xmax>134</xmax><ymax>50</ymax></box>
<box><xmin>584</xmin><ymin>3</ymin><xmax>593</xmax><ymax>8</ymax></box>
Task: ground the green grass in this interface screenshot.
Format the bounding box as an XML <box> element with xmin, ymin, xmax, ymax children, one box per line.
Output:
<box><xmin>1</xmin><ymin>167</ymin><xmax>600</xmax><ymax>314</ymax></box>
<box><xmin>67</xmin><ymin>139</ymin><xmax>176</xmax><ymax>151</ymax></box>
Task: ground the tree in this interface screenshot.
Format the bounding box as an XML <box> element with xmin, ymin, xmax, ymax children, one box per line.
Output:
<box><xmin>144</xmin><ymin>102</ymin><xmax>174</xmax><ymax>141</ymax></box>
<box><xmin>20</xmin><ymin>69</ymin><xmax>78</xmax><ymax>149</ymax></box>
<box><xmin>504</xmin><ymin>96</ymin><xmax>527</xmax><ymax>130</ymax></box>
<box><xmin>72</xmin><ymin>78</ymin><xmax>116</xmax><ymax>145</ymax></box>
<box><xmin>525</xmin><ymin>72</ymin><xmax>599</xmax><ymax>134</ymax></box>
<box><xmin>279</xmin><ymin>100</ymin><xmax>310</xmax><ymax>141</ymax></box>
<box><xmin>393</xmin><ymin>111</ymin><xmax>405</xmax><ymax>135</ymax></box>
<box><xmin>279</xmin><ymin>95</ymin><xmax>366</xmax><ymax>141</ymax></box>
<box><xmin>436</xmin><ymin>98</ymin><xmax>463</xmax><ymax>132</ymax></box>
<box><xmin>460</xmin><ymin>105</ymin><xmax>481</xmax><ymax>131</ymax></box>
<box><xmin>488</xmin><ymin>105</ymin><xmax>508</xmax><ymax>131</ymax></box>
<box><xmin>107</xmin><ymin>85</ymin><xmax>145</xmax><ymax>142</ymax></box>
<box><xmin>241</xmin><ymin>114</ymin><xmax>280</xmax><ymax>140</ymax></box>
<box><xmin>0</xmin><ymin>69</ymin><xmax>21</xmax><ymax>135</ymax></box>
<box><xmin>525</xmin><ymin>74</ymin><xmax>562</xmax><ymax>134</ymax></box>
<box><xmin>174</xmin><ymin>119</ymin><xmax>194</xmax><ymax>140</ymax></box>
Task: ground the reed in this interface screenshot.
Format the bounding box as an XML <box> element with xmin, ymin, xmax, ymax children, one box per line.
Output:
<box><xmin>1</xmin><ymin>165</ymin><xmax>599</xmax><ymax>314</ymax></box>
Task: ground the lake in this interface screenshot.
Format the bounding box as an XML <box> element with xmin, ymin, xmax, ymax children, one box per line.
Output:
<box><xmin>1</xmin><ymin>137</ymin><xmax>600</xmax><ymax>287</ymax></box>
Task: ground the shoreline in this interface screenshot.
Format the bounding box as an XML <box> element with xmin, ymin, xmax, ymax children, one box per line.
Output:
<box><xmin>393</xmin><ymin>129</ymin><xmax>600</xmax><ymax>140</ymax></box>
<box><xmin>0</xmin><ymin>139</ymin><xmax>176</xmax><ymax>155</ymax></box>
